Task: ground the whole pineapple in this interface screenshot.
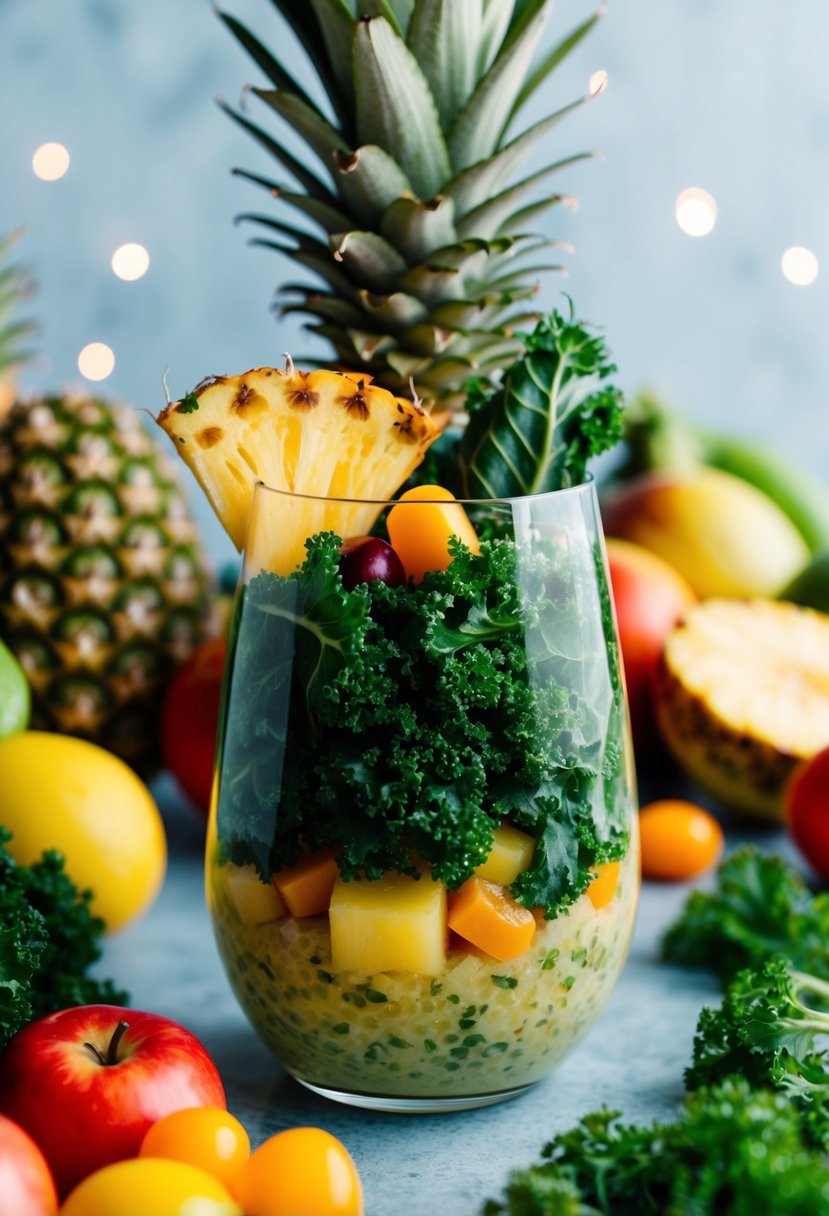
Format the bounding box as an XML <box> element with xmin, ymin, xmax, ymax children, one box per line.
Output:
<box><xmin>220</xmin><ymin>0</ymin><xmax>603</xmax><ymax>414</ymax></box>
<box><xmin>0</xmin><ymin>395</ymin><xmax>214</xmax><ymax>772</ymax></box>
<box><xmin>0</xmin><ymin>231</ymin><xmax>37</xmax><ymax>414</ymax></box>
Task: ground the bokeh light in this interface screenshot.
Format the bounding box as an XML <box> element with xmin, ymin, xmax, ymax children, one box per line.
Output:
<box><xmin>77</xmin><ymin>342</ymin><xmax>115</xmax><ymax>382</ymax></box>
<box><xmin>589</xmin><ymin>70</ymin><xmax>609</xmax><ymax>96</ymax></box>
<box><xmin>781</xmin><ymin>246</ymin><xmax>819</xmax><ymax>286</ymax></box>
<box><xmin>111</xmin><ymin>243</ymin><xmax>151</xmax><ymax>281</ymax></box>
<box><xmin>32</xmin><ymin>142</ymin><xmax>70</xmax><ymax>181</ymax></box>
<box><xmin>675</xmin><ymin>187</ymin><xmax>718</xmax><ymax>237</ymax></box>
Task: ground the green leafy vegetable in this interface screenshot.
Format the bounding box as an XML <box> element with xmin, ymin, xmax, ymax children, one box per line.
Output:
<box><xmin>217</xmin><ymin>530</ymin><xmax>628</xmax><ymax>915</ymax></box>
<box><xmin>459</xmin><ymin>307</ymin><xmax>624</xmax><ymax>499</ymax></box>
<box><xmin>0</xmin><ymin>827</ymin><xmax>127</xmax><ymax>1050</ymax></box>
<box><xmin>482</xmin><ymin>1079</ymin><xmax>829</xmax><ymax>1215</ymax></box>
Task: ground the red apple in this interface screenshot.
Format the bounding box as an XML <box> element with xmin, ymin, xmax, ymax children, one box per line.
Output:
<box><xmin>605</xmin><ymin>537</ymin><xmax>696</xmax><ymax>755</ymax></box>
<box><xmin>0</xmin><ymin>1113</ymin><xmax>57</xmax><ymax>1216</ymax></box>
<box><xmin>0</xmin><ymin>1005</ymin><xmax>226</xmax><ymax>1199</ymax></box>
<box><xmin>161</xmin><ymin>636</ymin><xmax>227</xmax><ymax>814</ymax></box>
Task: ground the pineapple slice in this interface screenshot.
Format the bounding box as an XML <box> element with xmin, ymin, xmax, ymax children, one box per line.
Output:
<box><xmin>475</xmin><ymin>823</ymin><xmax>535</xmax><ymax>887</ymax></box>
<box><xmin>329</xmin><ymin>872</ymin><xmax>447</xmax><ymax>976</ymax></box>
<box><xmin>157</xmin><ymin>366</ymin><xmax>441</xmax><ymax>574</ymax></box>
<box><xmin>655</xmin><ymin>598</ymin><xmax>829</xmax><ymax>821</ymax></box>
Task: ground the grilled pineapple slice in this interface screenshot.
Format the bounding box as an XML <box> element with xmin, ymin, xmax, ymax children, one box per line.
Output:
<box><xmin>654</xmin><ymin>598</ymin><xmax>829</xmax><ymax>821</ymax></box>
<box><xmin>157</xmin><ymin>366</ymin><xmax>441</xmax><ymax>574</ymax></box>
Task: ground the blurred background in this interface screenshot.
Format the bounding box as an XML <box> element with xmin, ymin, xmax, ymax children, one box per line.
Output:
<box><xmin>1</xmin><ymin>0</ymin><xmax>826</xmax><ymax>563</ymax></box>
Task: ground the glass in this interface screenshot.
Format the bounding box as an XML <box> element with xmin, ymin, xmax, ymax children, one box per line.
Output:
<box><xmin>206</xmin><ymin>480</ymin><xmax>638</xmax><ymax>1113</ymax></box>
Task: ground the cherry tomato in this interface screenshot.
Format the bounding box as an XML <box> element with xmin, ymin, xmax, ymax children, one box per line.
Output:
<box><xmin>59</xmin><ymin>1158</ymin><xmax>240</xmax><ymax>1216</ymax></box>
<box><xmin>787</xmin><ymin>745</ymin><xmax>829</xmax><ymax>877</ymax></box>
<box><xmin>0</xmin><ymin>1112</ymin><xmax>57</xmax><ymax>1216</ymax></box>
<box><xmin>237</xmin><ymin>1127</ymin><xmax>363</xmax><ymax>1216</ymax></box>
<box><xmin>639</xmin><ymin>799</ymin><xmax>724</xmax><ymax>881</ymax></box>
<box><xmin>161</xmin><ymin>636</ymin><xmax>227</xmax><ymax>813</ymax></box>
<box><xmin>139</xmin><ymin>1106</ymin><xmax>250</xmax><ymax>1195</ymax></box>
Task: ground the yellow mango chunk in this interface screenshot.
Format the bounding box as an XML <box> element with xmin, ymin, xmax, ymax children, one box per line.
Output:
<box><xmin>475</xmin><ymin>823</ymin><xmax>535</xmax><ymax>886</ymax></box>
<box><xmin>226</xmin><ymin>862</ymin><xmax>287</xmax><ymax>925</ymax></box>
<box><xmin>387</xmin><ymin>484</ymin><xmax>480</xmax><ymax>583</ymax></box>
<box><xmin>587</xmin><ymin>861</ymin><xmax>620</xmax><ymax>910</ymax></box>
<box><xmin>329</xmin><ymin>872</ymin><xmax>447</xmax><ymax>976</ymax></box>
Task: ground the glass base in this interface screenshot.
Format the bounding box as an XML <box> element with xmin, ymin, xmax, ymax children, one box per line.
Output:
<box><xmin>292</xmin><ymin>1074</ymin><xmax>536</xmax><ymax>1113</ymax></box>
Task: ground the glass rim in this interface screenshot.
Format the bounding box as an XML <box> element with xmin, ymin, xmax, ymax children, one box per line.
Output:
<box><xmin>251</xmin><ymin>474</ymin><xmax>596</xmax><ymax>509</ymax></box>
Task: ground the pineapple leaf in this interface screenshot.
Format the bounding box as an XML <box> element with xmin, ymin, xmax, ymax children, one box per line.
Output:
<box><xmin>329</xmin><ymin>230</ymin><xmax>409</xmax><ymax>293</ymax></box>
<box><xmin>233</xmin><ymin>169</ymin><xmax>353</xmax><ymax>233</ymax></box>
<box><xmin>307</xmin><ymin>0</ymin><xmax>356</xmax><ymax>111</ymax></box>
<box><xmin>252</xmin><ymin>240</ymin><xmax>362</xmax><ymax>301</ymax></box>
<box><xmin>478</xmin><ymin>0</ymin><xmax>515</xmax><ymax>78</ymax></box>
<box><xmin>448</xmin><ymin>0</ymin><xmax>555</xmax><ymax>172</ymax></box>
<box><xmin>221</xmin><ymin>101</ymin><xmax>340</xmax><ymax>206</ymax></box>
<box><xmin>512</xmin><ymin>7</ymin><xmax>607</xmax><ymax>118</ymax></box>
<box><xmin>459</xmin><ymin>309</ymin><xmax>624</xmax><ymax>498</ymax></box>
<box><xmin>383</xmin><ymin>0</ymin><xmax>415</xmax><ymax>34</ymax></box>
<box><xmin>265</xmin><ymin>0</ymin><xmax>351</xmax><ymax>129</ymax></box>
<box><xmin>253</xmin><ymin>88</ymin><xmax>350</xmax><ymax>169</ymax></box>
<box><xmin>357</xmin><ymin>0</ymin><xmax>405</xmax><ymax>38</ymax></box>
<box><xmin>353</xmin><ymin>16</ymin><xmax>452</xmax><ymax>199</ymax></box>
<box><xmin>408</xmin><ymin>0</ymin><xmax>482</xmax><ymax>131</ymax></box>
<box><xmin>334</xmin><ymin>145</ymin><xmax>414</xmax><ymax>228</ymax></box>
<box><xmin>379</xmin><ymin>195</ymin><xmax>458</xmax><ymax>264</ymax></box>
<box><xmin>216</xmin><ymin>11</ymin><xmax>317</xmax><ymax>111</ymax></box>
<box><xmin>235</xmin><ymin>213</ymin><xmax>334</xmax><ymax>258</ymax></box>
<box><xmin>356</xmin><ymin>290</ymin><xmax>429</xmax><ymax>330</ymax></box>
<box><xmin>280</xmin><ymin>292</ymin><xmax>366</xmax><ymax>328</ymax></box>
<box><xmin>458</xmin><ymin>148</ymin><xmax>596</xmax><ymax>240</ymax></box>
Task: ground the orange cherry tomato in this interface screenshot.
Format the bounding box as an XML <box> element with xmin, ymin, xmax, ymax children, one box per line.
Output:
<box><xmin>139</xmin><ymin>1106</ymin><xmax>250</xmax><ymax>1196</ymax></box>
<box><xmin>237</xmin><ymin>1127</ymin><xmax>363</xmax><ymax>1216</ymax></box>
<box><xmin>787</xmin><ymin>745</ymin><xmax>829</xmax><ymax>878</ymax></box>
<box><xmin>639</xmin><ymin>799</ymin><xmax>723</xmax><ymax>881</ymax></box>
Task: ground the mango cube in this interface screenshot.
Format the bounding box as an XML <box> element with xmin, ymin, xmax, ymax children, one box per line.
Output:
<box><xmin>226</xmin><ymin>862</ymin><xmax>286</xmax><ymax>925</ymax></box>
<box><xmin>329</xmin><ymin>872</ymin><xmax>447</xmax><ymax>976</ymax></box>
<box><xmin>387</xmin><ymin>485</ymin><xmax>480</xmax><ymax>583</ymax></box>
<box><xmin>475</xmin><ymin>823</ymin><xmax>535</xmax><ymax>886</ymax></box>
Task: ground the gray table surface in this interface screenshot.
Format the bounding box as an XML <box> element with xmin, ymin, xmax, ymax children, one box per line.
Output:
<box><xmin>99</xmin><ymin>774</ymin><xmax>794</xmax><ymax>1216</ymax></box>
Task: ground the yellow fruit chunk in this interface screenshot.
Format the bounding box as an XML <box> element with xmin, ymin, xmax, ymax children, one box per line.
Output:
<box><xmin>329</xmin><ymin>872</ymin><xmax>447</xmax><ymax>975</ymax></box>
<box><xmin>226</xmin><ymin>863</ymin><xmax>286</xmax><ymax>925</ymax></box>
<box><xmin>59</xmin><ymin>1157</ymin><xmax>240</xmax><ymax>1216</ymax></box>
<box><xmin>0</xmin><ymin>732</ymin><xmax>166</xmax><ymax>933</ymax></box>
<box><xmin>448</xmin><ymin>876</ymin><xmax>536</xmax><ymax>962</ymax></box>
<box><xmin>475</xmin><ymin>822</ymin><xmax>535</xmax><ymax>886</ymax></box>
<box><xmin>387</xmin><ymin>485</ymin><xmax>480</xmax><ymax>583</ymax></box>
<box><xmin>587</xmin><ymin>861</ymin><xmax>620</xmax><ymax>910</ymax></box>
<box><xmin>273</xmin><ymin>848</ymin><xmax>339</xmax><ymax>918</ymax></box>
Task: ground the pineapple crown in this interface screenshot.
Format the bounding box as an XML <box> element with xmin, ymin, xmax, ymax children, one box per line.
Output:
<box><xmin>0</xmin><ymin>230</ymin><xmax>38</xmax><ymax>385</ymax></box>
<box><xmin>219</xmin><ymin>0</ymin><xmax>606</xmax><ymax>415</ymax></box>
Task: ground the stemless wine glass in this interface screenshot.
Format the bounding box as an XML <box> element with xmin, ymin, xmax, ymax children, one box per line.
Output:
<box><xmin>206</xmin><ymin>480</ymin><xmax>638</xmax><ymax>1113</ymax></box>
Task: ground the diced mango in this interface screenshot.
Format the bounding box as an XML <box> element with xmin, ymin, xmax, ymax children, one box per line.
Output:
<box><xmin>226</xmin><ymin>862</ymin><xmax>287</xmax><ymax>925</ymax></box>
<box><xmin>448</xmin><ymin>876</ymin><xmax>536</xmax><ymax>962</ymax></box>
<box><xmin>387</xmin><ymin>484</ymin><xmax>480</xmax><ymax>583</ymax></box>
<box><xmin>273</xmin><ymin>847</ymin><xmax>339</xmax><ymax>918</ymax></box>
<box><xmin>475</xmin><ymin>822</ymin><xmax>535</xmax><ymax>886</ymax></box>
<box><xmin>587</xmin><ymin>861</ymin><xmax>620</xmax><ymax>910</ymax></box>
<box><xmin>329</xmin><ymin>872</ymin><xmax>447</xmax><ymax>976</ymax></box>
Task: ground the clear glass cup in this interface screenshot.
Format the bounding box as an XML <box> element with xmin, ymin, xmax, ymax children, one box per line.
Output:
<box><xmin>206</xmin><ymin>481</ymin><xmax>638</xmax><ymax>1112</ymax></box>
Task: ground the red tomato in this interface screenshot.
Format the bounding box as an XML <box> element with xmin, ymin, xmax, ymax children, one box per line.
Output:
<box><xmin>0</xmin><ymin>1112</ymin><xmax>57</xmax><ymax>1216</ymax></box>
<box><xmin>161</xmin><ymin>637</ymin><xmax>227</xmax><ymax>813</ymax></box>
<box><xmin>787</xmin><ymin>746</ymin><xmax>829</xmax><ymax>877</ymax></box>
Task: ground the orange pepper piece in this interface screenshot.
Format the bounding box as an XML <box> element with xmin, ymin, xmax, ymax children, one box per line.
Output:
<box><xmin>273</xmin><ymin>847</ymin><xmax>339</xmax><ymax>918</ymax></box>
<box><xmin>387</xmin><ymin>485</ymin><xmax>481</xmax><ymax>583</ymax></box>
<box><xmin>587</xmin><ymin>861</ymin><xmax>620</xmax><ymax>910</ymax></box>
<box><xmin>448</xmin><ymin>875</ymin><xmax>536</xmax><ymax>962</ymax></box>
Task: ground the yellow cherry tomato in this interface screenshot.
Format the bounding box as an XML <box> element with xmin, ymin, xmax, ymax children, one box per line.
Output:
<box><xmin>237</xmin><ymin>1127</ymin><xmax>364</xmax><ymax>1216</ymax></box>
<box><xmin>0</xmin><ymin>732</ymin><xmax>166</xmax><ymax>933</ymax></box>
<box><xmin>59</xmin><ymin>1157</ymin><xmax>241</xmax><ymax>1216</ymax></box>
<box><xmin>639</xmin><ymin>799</ymin><xmax>724</xmax><ymax>881</ymax></box>
<box><xmin>139</xmin><ymin>1106</ymin><xmax>250</xmax><ymax>1195</ymax></box>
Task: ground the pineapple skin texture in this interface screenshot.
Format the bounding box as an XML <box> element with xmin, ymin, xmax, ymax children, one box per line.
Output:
<box><xmin>329</xmin><ymin>872</ymin><xmax>447</xmax><ymax>977</ymax></box>
<box><xmin>0</xmin><ymin>395</ymin><xmax>214</xmax><ymax>774</ymax></box>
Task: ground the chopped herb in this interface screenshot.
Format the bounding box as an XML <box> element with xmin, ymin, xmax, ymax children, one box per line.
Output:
<box><xmin>491</xmin><ymin>975</ymin><xmax>518</xmax><ymax>990</ymax></box>
<box><xmin>177</xmin><ymin>391</ymin><xmax>200</xmax><ymax>414</ymax></box>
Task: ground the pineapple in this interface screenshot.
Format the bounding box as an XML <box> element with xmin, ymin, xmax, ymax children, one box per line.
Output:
<box><xmin>157</xmin><ymin>364</ymin><xmax>441</xmax><ymax>573</ymax></box>
<box><xmin>219</xmin><ymin>0</ymin><xmax>603</xmax><ymax>413</ymax></box>
<box><xmin>0</xmin><ymin>232</ymin><xmax>37</xmax><ymax>414</ymax></box>
<box><xmin>0</xmin><ymin>395</ymin><xmax>214</xmax><ymax>773</ymax></box>
<box><xmin>654</xmin><ymin>598</ymin><xmax>829</xmax><ymax>822</ymax></box>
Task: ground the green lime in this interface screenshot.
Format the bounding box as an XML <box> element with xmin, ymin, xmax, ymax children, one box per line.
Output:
<box><xmin>0</xmin><ymin>640</ymin><xmax>30</xmax><ymax>738</ymax></box>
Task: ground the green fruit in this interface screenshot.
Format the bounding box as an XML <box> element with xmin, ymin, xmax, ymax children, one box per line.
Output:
<box><xmin>0</xmin><ymin>638</ymin><xmax>29</xmax><ymax>738</ymax></box>
<box><xmin>779</xmin><ymin>552</ymin><xmax>829</xmax><ymax>614</ymax></box>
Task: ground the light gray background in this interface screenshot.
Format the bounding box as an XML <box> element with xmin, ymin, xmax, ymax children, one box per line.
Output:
<box><xmin>1</xmin><ymin>0</ymin><xmax>827</xmax><ymax>566</ymax></box>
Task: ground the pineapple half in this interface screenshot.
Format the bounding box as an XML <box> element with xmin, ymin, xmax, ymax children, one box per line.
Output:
<box><xmin>0</xmin><ymin>395</ymin><xmax>214</xmax><ymax>773</ymax></box>
<box><xmin>220</xmin><ymin>0</ymin><xmax>604</xmax><ymax>414</ymax></box>
<box><xmin>157</xmin><ymin>365</ymin><xmax>442</xmax><ymax>573</ymax></box>
<box><xmin>654</xmin><ymin>598</ymin><xmax>829</xmax><ymax>821</ymax></box>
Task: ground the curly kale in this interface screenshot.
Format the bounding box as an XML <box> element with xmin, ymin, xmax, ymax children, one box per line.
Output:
<box><xmin>482</xmin><ymin>1079</ymin><xmax>829</xmax><ymax>1216</ymax></box>
<box><xmin>0</xmin><ymin>828</ymin><xmax>127</xmax><ymax>1050</ymax></box>
<box><xmin>217</xmin><ymin>531</ymin><xmax>629</xmax><ymax>916</ymax></box>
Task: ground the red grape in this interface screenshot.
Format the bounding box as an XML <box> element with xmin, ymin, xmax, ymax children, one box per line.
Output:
<box><xmin>339</xmin><ymin>537</ymin><xmax>406</xmax><ymax>590</ymax></box>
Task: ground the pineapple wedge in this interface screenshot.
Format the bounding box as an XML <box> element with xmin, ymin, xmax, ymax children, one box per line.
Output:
<box><xmin>157</xmin><ymin>366</ymin><xmax>441</xmax><ymax>573</ymax></box>
<box><xmin>329</xmin><ymin>872</ymin><xmax>447</xmax><ymax>977</ymax></box>
<box><xmin>655</xmin><ymin>598</ymin><xmax>829</xmax><ymax>821</ymax></box>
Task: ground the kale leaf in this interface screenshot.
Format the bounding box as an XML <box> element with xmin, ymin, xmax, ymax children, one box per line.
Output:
<box><xmin>0</xmin><ymin>828</ymin><xmax>127</xmax><ymax>1050</ymax></box>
